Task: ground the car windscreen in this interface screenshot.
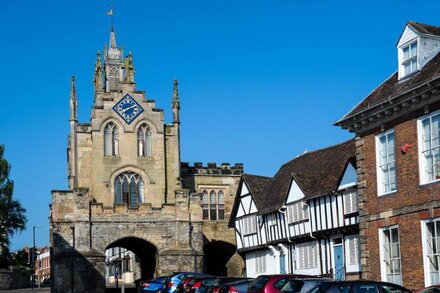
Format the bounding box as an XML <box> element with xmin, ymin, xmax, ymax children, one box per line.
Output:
<box><xmin>250</xmin><ymin>276</ymin><xmax>270</xmax><ymax>290</ymax></box>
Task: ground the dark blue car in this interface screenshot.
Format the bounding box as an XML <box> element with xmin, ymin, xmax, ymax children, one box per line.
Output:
<box><xmin>137</xmin><ymin>276</ymin><xmax>168</xmax><ymax>293</ymax></box>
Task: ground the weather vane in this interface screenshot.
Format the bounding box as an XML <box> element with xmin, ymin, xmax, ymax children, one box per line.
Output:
<box><xmin>107</xmin><ymin>5</ymin><xmax>114</xmax><ymax>30</ymax></box>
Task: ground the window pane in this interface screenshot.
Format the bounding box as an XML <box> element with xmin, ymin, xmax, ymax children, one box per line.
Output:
<box><xmin>130</xmin><ymin>181</ymin><xmax>137</xmax><ymax>208</ymax></box>
<box><xmin>210</xmin><ymin>208</ymin><xmax>217</xmax><ymax>220</ymax></box>
<box><xmin>115</xmin><ymin>180</ymin><xmax>122</xmax><ymax>203</ymax></box>
<box><xmin>202</xmin><ymin>206</ymin><xmax>209</xmax><ymax>220</ymax></box>
<box><xmin>218</xmin><ymin>191</ymin><xmax>224</xmax><ymax>204</ymax></box>
<box><xmin>403</xmin><ymin>46</ymin><xmax>409</xmax><ymax>60</ymax></box>
<box><xmin>210</xmin><ymin>191</ymin><xmax>216</xmax><ymax>204</ymax></box>
<box><xmin>218</xmin><ymin>204</ymin><xmax>224</xmax><ymax>220</ymax></box>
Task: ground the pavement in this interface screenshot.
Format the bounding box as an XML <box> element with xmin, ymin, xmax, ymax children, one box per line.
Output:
<box><xmin>0</xmin><ymin>283</ymin><xmax>137</xmax><ymax>292</ymax></box>
<box><xmin>0</xmin><ymin>288</ymin><xmax>50</xmax><ymax>293</ymax></box>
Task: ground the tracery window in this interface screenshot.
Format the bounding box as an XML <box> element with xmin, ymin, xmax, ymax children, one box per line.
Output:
<box><xmin>104</xmin><ymin>122</ymin><xmax>119</xmax><ymax>156</ymax></box>
<box><xmin>114</xmin><ymin>172</ymin><xmax>144</xmax><ymax>208</ymax></box>
<box><xmin>201</xmin><ymin>189</ymin><xmax>225</xmax><ymax>220</ymax></box>
<box><xmin>137</xmin><ymin>124</ymin><xmax>152</xmax><ymax>157</ymax></box>
<box><xmin>109</xmin><ymin>66</ymin><xmax>120</xmax><ymax>91</ymax></box>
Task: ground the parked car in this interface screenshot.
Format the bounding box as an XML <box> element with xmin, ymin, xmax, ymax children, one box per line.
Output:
<box><xmin>164</xmin><ymin>272</ymin><xmax>211</xmax><ymax>293</ymax></box>
<box><xmin>136</xmin><ymin>276</ymin><xmax>169</xmax><ymax>293</ymax></box>
<box><xmin>416</xmin><ymin>285</ymin><xmax>440</xmax><ymax>293</ymax></box>
<box><xmin>280</xmin><ymin>278</ymin><xmax>333</xmax><ymax>293</ymax></box>
<box><xmin>209</xmin><ymin>277</ymin><xmax>253</xmax><ymax>293</ymax></box>
<box><xmin>178</xmin><ymin>275</ymin><xmax>213</xmax><ymax>293</ymax></box>
<box><xmin>186</xmin><ymin>276</ymin><xmax>221</xmax><ymax>293</ymax></box>
<box><xmin>305</xmin><ymin>280</ymin><xmax>411</xmax><ymax>293</ymax></box>
<box><xmin>218</xmin><ymin>279</ymin><xmax>254</xmax><ymax>293</ymax></box>
<box><xmin>248</xmin><ymin>274</ymin><xmax>317</xmax><ymax>293</ymax></box>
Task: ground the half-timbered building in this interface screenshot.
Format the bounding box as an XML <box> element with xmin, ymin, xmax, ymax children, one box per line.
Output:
<box><xmin>229</xmin><ymin>140</ymin><xmax>361</xmax><ymax>279</ymax></box>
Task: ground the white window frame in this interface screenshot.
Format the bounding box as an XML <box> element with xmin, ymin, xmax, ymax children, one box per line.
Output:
<box><xmin>418</xmin><ymin>110</ymin><xmax>440</xmax><ymax>185</ymax></box>
<box><xmin>242</xmin><ymin>214</ymin><xmax>257</xmax><ymax>236</ymax></box>
<box><xmin>345</xmin><ymin>235</ymin><xmax>361</xmax><ymax>273</ymax></box>
<box><xmin>401</xmin><ymin>40</ymin><xmax>418</xmax><ymax>77</ymax></box>
<box><xmin>421</xmin><ymin>218</ymin><xmax>440</xmax><ymax>287</ymax></box>
<box><xmin>297</xmin><ymin>241</ymin><xmax>318</xmax><ymax>270</ymax></box>
<box><xmin>255</xmin><ymin>251</ymin><xmax>266</xmax><ymax>274</ymax></box>
<box><xmin>376</xmin><ymin>129</ymin><xmax>397</xmax><ymax>196</ymax></box>
<box><xmin>379</xmin><ymin>225</ymin><xmax>402</xmax><ymax>285</ymax></box>
<box><xmin>343</xmin><ymin>190</ymin><xmax>358</xmax><ymax>214</ymax></box>
<box><xmin>287</xmin><ymin>201</ymin><xmax>309</xmax><ymax>224</ymax></box>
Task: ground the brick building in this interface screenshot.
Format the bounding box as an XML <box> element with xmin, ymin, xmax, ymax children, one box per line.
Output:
<box><xmin>35</xmin><ymin>246</ymin><xmax>50</xmax><ymax>285</ymax></box>
<box><xmin>336</xmin><ymin>21</ymin><xmax>440</xmax><ymax>290</ymax></box>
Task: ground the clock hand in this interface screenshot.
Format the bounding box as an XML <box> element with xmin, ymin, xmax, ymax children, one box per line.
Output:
<box><xmin>122</xmin><ymin>104</ymin><xmax>136</xmax><ymax>113</ymax></box>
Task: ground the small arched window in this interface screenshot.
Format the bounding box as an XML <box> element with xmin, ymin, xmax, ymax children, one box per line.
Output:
<box><xmin>210</xmin><ymin>191</ymin><xmax>217</xmax><ymax>220</ymax></box>
<box><xmin>104</xmin><ymin>122</ymin><xmax>119</xmax><ymax>156</ymax></box>
<box><xmin>114</xmin><ymin>172</ymin><xmax>143</xmax><ymax>208</ymax></box>
<box><xmin>201</xmin><ymin>189</ymin><xmax>225</xmax><ymax>220</ymax></box>
<box><xmin>202</xmin><ymin>190</ymin><xmax>209</xmax><ymax>220</ymax></box>
<box><xmin>137</xmin><ymin>124</ymin><xmax>152</xmax><ymax>157</ymax></box>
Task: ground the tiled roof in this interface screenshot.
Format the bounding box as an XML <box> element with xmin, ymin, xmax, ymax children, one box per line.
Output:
<box><xmin>242</xmin><ymin>174</ymin><xmax>272</xmax><ymax>211</ymax></box>
<box><xmin>339</xmin><ymin>52</ymin><xmax>440</xmax><ymax>120</ymax></box>
<box><xmin>242</xmin><ymin>140</ymin><xmax>355</xmax><ymax>215</ymax></box>
<box><xmin>408</xmin><ymin>21</ymin><xmax>440</xmax><ymax>37</ymax></box>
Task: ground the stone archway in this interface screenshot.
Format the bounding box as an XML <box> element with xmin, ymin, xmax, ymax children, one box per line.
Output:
<box><xmin>203</xmin><ymin>240</ymin><xmax>236</xmax><ymax>276</ymax></box>
<box><xmin>105</xmin><ymin>237</ymin><xmax>158</xmax><ymax>282</ymax></box>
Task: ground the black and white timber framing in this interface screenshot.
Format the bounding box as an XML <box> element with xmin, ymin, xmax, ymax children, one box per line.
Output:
<box><xmin>229</xmin><ymin>140</ymin><xmax>361</xmax><ymax>278</ymax></box>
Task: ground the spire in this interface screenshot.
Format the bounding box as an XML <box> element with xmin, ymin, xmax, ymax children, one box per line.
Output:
<box><xmin>110</xmin><ymin>29</ymin><xmax>117</xmax><ymax>49</ymax></box>
<box><xmin>94</xmin><ymin>51</ymin><xmax>103</xmax><ymax>92</ymax></box>
<box><xmin>172</xmin><ymin>80</ymin><xmax>180</xmax><ymax>123</ymax></box>
<box><xmin>124</xmin><ymin>52</ymin><xmax>135</xmax><ymax>83</ymax></box>
<box><xmin>70</xmin><ymin>76</ymin><xmax>77</xmax><ymax>121</ymax></box>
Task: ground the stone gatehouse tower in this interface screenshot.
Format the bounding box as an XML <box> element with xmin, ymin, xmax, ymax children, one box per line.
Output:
<box><xmin>50</xmin><ymin>28</ymin><xmax>243</xmax><ymax>293</ymax></box>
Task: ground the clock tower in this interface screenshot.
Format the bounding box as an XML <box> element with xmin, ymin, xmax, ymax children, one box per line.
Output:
<box><xmin>51</xmin><ymin>27</ymin><xmax>243</xmax><ymax>293</ymax></box>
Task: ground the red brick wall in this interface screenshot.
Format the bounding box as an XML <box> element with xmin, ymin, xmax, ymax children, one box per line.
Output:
<box><xmin>362</xmin><ymin>118</ymin><xmax>440</xmax><ymax>214</ymax></box>
<box><xmin>358</xmin><ymin>115</ymin><xmax>440</xmax><ymax>290</ymax></box>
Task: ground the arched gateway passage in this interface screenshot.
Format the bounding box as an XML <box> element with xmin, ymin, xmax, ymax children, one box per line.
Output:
<box><xmin>204</xmin><ymin>241</ymin><xmax>236</xmax><ymax>276</ymax></box>
<box><xmin>105</xmin><ymin>237</ymin><xmax>157</xmax><ymax>282</ymax></box>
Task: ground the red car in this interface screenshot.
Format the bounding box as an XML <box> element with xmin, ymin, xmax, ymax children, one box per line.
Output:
<box><xmin>416</xmin><ymin>285</ymin><xmax>440</xmax><ymax>293</ymax></box>
<box><xmin>247</xmin><ymin>275</ymin><xmax>316</xmax><ymax>293</ymax></box>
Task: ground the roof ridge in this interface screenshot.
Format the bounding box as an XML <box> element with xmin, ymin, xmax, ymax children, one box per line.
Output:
<box><xmin>280</xmin><ymin>139</ymin><xmax>355</xmax><ymax>168</ymax></box>
<box><xmin>243</xmin><ymin>173</ymin><xmax>272</xmax><ymax>181</ymax></box>
<box><xmin>408</xmin><ymin>20</ymin><xmax>440</xmax><ymax>30</ymax></box>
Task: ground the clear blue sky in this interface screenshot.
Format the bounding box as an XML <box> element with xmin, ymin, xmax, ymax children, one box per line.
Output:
<box><xmin>1</xmin><ymin>0</ymin><xmax>440</xmax><ymax>250</ymax></box>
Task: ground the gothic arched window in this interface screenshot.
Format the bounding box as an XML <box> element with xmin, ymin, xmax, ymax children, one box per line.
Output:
<box><xmin>114</xmin><ymin>172</ymin><xmax>144</xmax><ymax>208</ymax></box>
<box><xmin>137</xmin><ymin>124</ymin><xmax>152</xmax><ymax>157</ymax></box>
<box><xmin>201</xmin><ymin>189</ymin><xmax>225</xmax><ymax>220</ymax></box>
<box><xmin>104</xmin><ymin>122</ymin><xmax>119</xmax><ymax>156</ymax></box>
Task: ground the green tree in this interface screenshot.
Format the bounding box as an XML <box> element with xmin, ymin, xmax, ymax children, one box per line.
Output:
<box><xmin>10</xmin><ymin>248</ymin><xmax>33</xmax><ymax>274</ymax></box>
<box><xmin>0</xmin><ymin>144</ymin><xmax>27</xmax><ymax>268</ymax></box>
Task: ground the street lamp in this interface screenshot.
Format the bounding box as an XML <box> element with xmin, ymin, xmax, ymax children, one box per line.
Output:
<box><xmin>32</xmin><ymin>225</ymin><xmax>42</xmax><ymax>290</ymax></box>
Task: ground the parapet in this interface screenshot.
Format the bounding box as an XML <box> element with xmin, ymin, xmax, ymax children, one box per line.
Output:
<box><xmin>181</xmin><ymin>162</ymin><xmax>244</xmax><ymax>176</ymax></box>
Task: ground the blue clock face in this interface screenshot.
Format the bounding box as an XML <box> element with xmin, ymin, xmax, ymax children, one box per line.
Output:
<box><xmin>113</xmin><ymin>94</ymin><xmax>144</xmax><ymax>124</ymax></box>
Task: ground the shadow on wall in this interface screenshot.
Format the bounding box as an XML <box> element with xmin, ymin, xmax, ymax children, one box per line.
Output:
<box><xmin>0</xmin><ymin>268</ymin><xmax>30</xmax><ymax>290</ymax></box>
<box><xmin>51</xmin><ymin>232</ymin><xmax>106</xmax><ymax>293</ymax></box>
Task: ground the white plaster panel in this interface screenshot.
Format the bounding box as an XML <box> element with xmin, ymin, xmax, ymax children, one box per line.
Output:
<box><xmin>241</xmin><ymin>183</ymin><xmax>250</xmax><ymax>196</ymax></box>
<box><xmin>397</xmin><ymin>25</ymin><xmax>418</xmax><ymax>47</ymax></box>
<box><xmin>241</xmin><ymin>195</ymin><xmax>252</xmax><ymax>214</ymax></box>
<box><xmin>286</xmin><ymin>179</ymin><xmax>305</xmax><ymax>203</ymax></box>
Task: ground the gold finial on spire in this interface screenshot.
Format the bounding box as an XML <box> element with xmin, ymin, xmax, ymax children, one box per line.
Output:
<box><xmin>107</xmin><ymin>5</ymin><xmax>114</xmax><ymax>31</ymax></box>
